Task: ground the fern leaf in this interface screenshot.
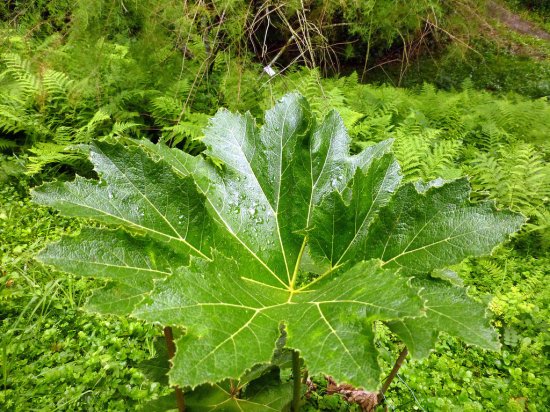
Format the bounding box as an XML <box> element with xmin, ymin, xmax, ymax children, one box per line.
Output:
<box><xmin>0</xmin><ymin>138</ymin><xmax>18</xmax><ymax>152</ymax></box>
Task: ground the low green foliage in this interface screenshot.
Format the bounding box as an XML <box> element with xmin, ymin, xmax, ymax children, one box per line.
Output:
<box><xmin>0</xmin><ymin>183</ymin><xmax>168</xmax><ymax>411</ymax></box>
<box><xmin>381</xmin><ymin>250</ymin><xmax>550</xmax><ymax>411</ymax></box>
<box><xmin>417</xmin><ymin>41</ymin><xmax>550</xmax><ymax>98</ymax></box>
<box><xmin>507</xmin><ymin>0</ymin><xmax>550</xmax><ymax>18</ymax></box>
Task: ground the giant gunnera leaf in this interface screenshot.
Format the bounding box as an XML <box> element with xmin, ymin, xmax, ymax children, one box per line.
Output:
<box><xmin>32</xmin><ymin>93</ymin><xmax>524</xmax><ymax>392</ymax></box>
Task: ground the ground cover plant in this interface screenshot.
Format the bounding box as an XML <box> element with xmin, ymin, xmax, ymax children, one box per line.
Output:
<box><xmin>28</xmin><ymin>93</ymin><xmax>525</xmax><ymax>410</ymax></box>
<box><xmin>0</xmin><ymin>182</ymin><xmax>169</xmax><ymax>410</ymax></box>
<box><xmin>386</xmin><ymin>249</ymin><xmax>550</xmax><ymax>411</ymax></box>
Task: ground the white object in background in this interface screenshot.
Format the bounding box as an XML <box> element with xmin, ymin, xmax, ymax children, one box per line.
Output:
<box><xmin>263</xmin><ymin>65</ymin><xmax>276</xmax><ymax>77</ymax></box>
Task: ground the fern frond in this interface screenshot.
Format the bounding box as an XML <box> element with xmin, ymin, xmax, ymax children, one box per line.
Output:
<box><xmin>526</xmin><ymin>209</ymin><xmax>550</xmax><ymax>250</ymax></box>
<box><xmin>42</xmin><ymin>69</ymin><xmax>74</xmax><ymax>101</ymax></box>
<box><xmin>342</xmin><ymin>71</ymin><xmax>358</xmax><ymax>90</ymax></box>
<box><xmin>350</xmin><ymin>114</ymin><xmax>393</xmax><ymax>145</ymax></box>
<box><xmin>392</xmin><ymin>126</ymin><xmax>462</xmax><ymax>183</ymax></box>
<box><xmin>0</xmin><ymin>103</ymin><xmax>26</xmax><ymax>134</ymax></box>
<box><xmin>1</xmin><ymin>53</ymin><xmax>41</xmax><ymax>97</ymax></box>
<box><xmin>423</xmin><ymin>138</ymin><xmax>463</xmax><ymax>180</ymax></box>
<box><xmin>108</xmin><ymin>122</ymin><xmax>141</xmax><ymax>138</ymax></box>
<box><xmin>25</xmin><ymin>142</ymin><xmax>86</xmax><ymax>176</ymax></box>
<box><xmin>86</xmin><ymin>108</ymin><xmax>111</xmax><ymax>131</ymax></box>
<box><xmin>467</xmin><ymin>143</ymin><xmax>550</xmax><ymax>220</ymax></box>
<box><xmin>296</xmin><ymin>68</ymin><xmax>324</xmax><ymax>114</ymax></box>
<box><xmin>467</xmin><ymin>151</ymin><xmax>508</xmax><ymax>202</ymax></box>
<box><xmin>151</xmin><ymin>96</ymin><xmax>184</xmax><ymax>126</ymax></box>
<box><xmin>160</xmin><ymin>111</ymin><xmax>209</xmax><ymax>154</ymax></box>
<box><xmin>477</xmin><ymin>258</ymin><xmax>506</xmax><ymax>281</ymax></box>
<box><xmin>0</xmin><ymin>138</ymin><xmax>18</xmax><ymax>152</ymax></box>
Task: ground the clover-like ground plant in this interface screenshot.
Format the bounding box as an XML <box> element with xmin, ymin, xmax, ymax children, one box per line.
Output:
<box><xmin>32</xmin><ymin>93</ymin><xmax>524</xmax><ymax>411</ymax></box>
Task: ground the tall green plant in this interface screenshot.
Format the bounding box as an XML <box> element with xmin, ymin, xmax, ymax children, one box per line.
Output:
<box><xmin>257</xmin><ymin>71</ymin><xmax>549</xmax><ymax>246</ymax></box>
<box><xmin>32</xmin><ymin>94</ymin><xmax>523</xmax><ymax>408</ymax></box>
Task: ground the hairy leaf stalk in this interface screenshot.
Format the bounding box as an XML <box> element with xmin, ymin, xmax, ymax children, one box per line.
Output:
<box><xmin>292</xmin><ymin>350</ymin><xmax>301</xmax><ymax>411</ymax></box>
<box><xmin>379</xmin><ymin>347</ymin><xmax>409</xmax><ymax>401</ymax></box>
<box><xmin>164</xmin><ymin>327</ymin><xmax>185</xmax><ymax>412</ymax></box>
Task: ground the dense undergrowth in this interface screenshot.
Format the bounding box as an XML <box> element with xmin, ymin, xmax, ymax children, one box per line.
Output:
<box><xmin>1</xmin><ymin>0</ymin><xmax>549</xmax><ymax>411</ymax></box>
<box><xmin>0</xmin><ymin>183</ymin><xmax>171</xmax><ymax>410</ymax></box>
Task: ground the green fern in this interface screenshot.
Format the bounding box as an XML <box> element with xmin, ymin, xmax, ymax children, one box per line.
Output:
<box><xmin>0</xmin><ymin>138</ymin><xmax>18</xmax><ymax>152</ymax></box>
<box><xmin>349</xmin><ymin>114</ymin><xmax>394</xmax><ymax>148</ymax></box>
<box><xmin>108</xmin><ymin>122</ymin><xmax>142</xmax><ymax>138</ymax></box>
<box><xmin>468</xmin><ymin>143</ymin><xmax>549</xmax><ymax>214</ymax></box>
<box><xmin>526</xmin><ymin>209</ymin><xmax>550</xmax><ymax>249</ymax></box>
<box><xmin>1</xmin><ymin>53</ymin><xmax>41</xmax><ymax>98</ymax></box>
<box><xmin>467</xmin><ymin>142</ymin><xmax>550</xmax><ymax>243</ymax></box>
<box><xmin>392</xmin><ymin>126</ymin><xmax>462</xmax><ymax>183</ymax></box>
<box><xmin>477</xmin><ymin>258</ymin><xmax>507</xmax><ymax>288</ymax></box>
<box><xmin>0</xmin><ymin>100</ymin><xmax>26</xmax><ymax>134</ymax></box>
<box><xmin>42</xmin><ymin>69</ymin><xmax>74</xmax><ymax>100</ymax></box>
<box><xmin>150</xmin><ymin>96</ymin><xmax>184</xmax><ymax>127</ymax></box>
<box><xmin>160</xmin><ymin>111</ymin><xmax>209</xmax><ymax>154</ymax></box>
<box><xmin>25</xmin><ymin>143</ymin><xmax>86</xmax><ymax>176</ymax></box>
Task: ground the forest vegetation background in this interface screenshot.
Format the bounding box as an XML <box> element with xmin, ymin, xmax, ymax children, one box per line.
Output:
<box><xmin>0</xmin><ymin>0</ymin><xmax>549</xmax><ymax>411</ymax></box>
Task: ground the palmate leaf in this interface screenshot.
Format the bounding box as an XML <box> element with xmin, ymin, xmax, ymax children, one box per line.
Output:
<box><xmin>32</xmin><ymin>93</ymin><xmax>524</xmax><ymax>392</ymax></box>
<box><xmin>134</xmin><ymin>256</ymin><xmax>421</xmax><ymax>389</ymax></box>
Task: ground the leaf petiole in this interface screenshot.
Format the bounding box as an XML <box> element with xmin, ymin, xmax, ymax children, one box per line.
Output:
<box><xmin>291</xmin><ymin>350</ymin><xmax>302</xmax><ymax>411</ymax></box>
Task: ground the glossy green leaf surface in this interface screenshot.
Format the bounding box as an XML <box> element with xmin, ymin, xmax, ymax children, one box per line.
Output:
<box><xmin>33</xmin><ymin>93</ymin><xmax>524</xmax><ymax>392</ymax></box>
<box><xmin>364</xmin><ymin>179</ymin><xmax>525</xmax><ymax>273</ymax></box>
<box><xmin>32</xmin><ymin>142</ymin><xmax>213</xmax><ymax>258</ymax></box>
<box><xmin>186</xmin><ymin>374</ymin><xmax>293</xmax><ymax>412</ymax></box>
<box><xmin>134</xmin><ymin>257</ymin><xmax>422</xmax><ymax>389</ymax></box>
<box><xmin>388</xmin><ymin>278</ymin><xmax>500</xmax><ymax>358</ymax></box>
<box><xmin>37</xmin><ymin>228</ymin><xmax>180</xmax><ymax>314</ymax></box>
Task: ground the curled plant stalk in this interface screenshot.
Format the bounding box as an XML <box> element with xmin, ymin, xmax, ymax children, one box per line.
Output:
<box><xmin>325</xmin><ymin>376</ymin><xmax>379</xmax><ymax>411</ymax></box>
